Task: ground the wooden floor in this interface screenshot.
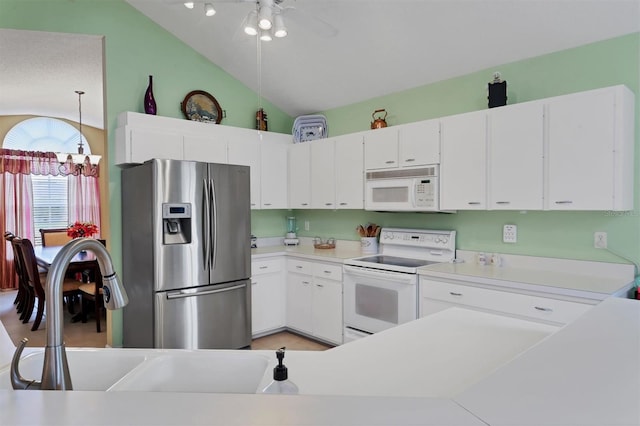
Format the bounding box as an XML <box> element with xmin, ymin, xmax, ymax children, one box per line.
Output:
<box><xmin>0</xmin><ymin>290</ymin><xmax>330</xmax><ymax>351</ymax></box>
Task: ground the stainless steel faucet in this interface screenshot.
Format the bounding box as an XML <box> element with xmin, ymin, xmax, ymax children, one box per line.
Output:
<box><xmin>11</xmin><ymin>238</ymin><xmax>129</xmax><ymax>390</ymax></box>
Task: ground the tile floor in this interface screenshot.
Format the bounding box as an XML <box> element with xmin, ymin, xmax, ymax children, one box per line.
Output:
<box><xmin>0</xmin><ymin>290</ymin><xmax>331</xmax><ymax>351</ymax></box>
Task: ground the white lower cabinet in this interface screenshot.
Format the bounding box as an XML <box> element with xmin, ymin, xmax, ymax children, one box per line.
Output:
<box><xmin>286</xmin><ymin>258</ymin><xmax>343</xmax><ymax>345</ymax></box>
<box><xmin>419</xmin><ymin>277</ymin><xmax>593</xmax><ymax>326</ymax></box>
<box><xmin>251</xmin><ymin>257</ymin><xmax>286</xmax><ymax>337</ymax></box>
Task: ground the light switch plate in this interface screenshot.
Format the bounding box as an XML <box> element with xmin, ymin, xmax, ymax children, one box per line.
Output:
<box><xmin>503</xmin><ymin>225</ymin><xmax>517</xmax><ymax>243</ymax></box>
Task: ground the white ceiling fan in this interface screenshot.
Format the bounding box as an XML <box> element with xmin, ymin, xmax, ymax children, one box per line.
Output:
<box><xmin>181</xmin><ymin>0</ymin><xmax>338</xmax><ymax>41</ymax></box>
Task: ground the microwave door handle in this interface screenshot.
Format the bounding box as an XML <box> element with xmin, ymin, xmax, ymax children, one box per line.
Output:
<box><xmin>410</xmin><ymin>182</ymin><xmax>417</xmax><ymax>208</ymax></box>
<box><xmin>202</xmin><ymin>179</ymin><xmax>211</xmax><ymax>269</ymax></box>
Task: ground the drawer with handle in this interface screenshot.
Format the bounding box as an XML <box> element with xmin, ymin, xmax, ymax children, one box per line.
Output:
<box><xmin>421</xmin><ymin>279</ymin><xmax>592</xmax><ymax>325</ymax></box>
<box><xmin>252</xmin><ymin>258</ymin><xmax>283</xmax><ymax>276</ymax></box>
<box><xmin>312</xmin><ymin>262</ymin><xmax>342</xmax><ymax>281</ymax></box>
<box><xmin>287</xmin><ymin>258</ymin><xmax>314</xmax><ymax>275</ymax></box>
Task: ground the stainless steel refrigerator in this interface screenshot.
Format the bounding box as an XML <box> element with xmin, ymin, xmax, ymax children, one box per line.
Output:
<box><xmin>121</xmin><ymin>159</ymin><xmax>251</xmax><ymax>349</ymax></box>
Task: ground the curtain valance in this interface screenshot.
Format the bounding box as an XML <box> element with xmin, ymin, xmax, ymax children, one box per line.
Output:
<box><xmin>0</xmin><ymin>149</ymin><xmax>99</xmax><ymax>177</ymax></box>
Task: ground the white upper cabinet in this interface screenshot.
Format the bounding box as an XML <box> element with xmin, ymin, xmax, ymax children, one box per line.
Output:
<box><xmin>310</xmin><ymin>139</ymin><xmax>336</xmax><ymax>209</ymax></box>
<box><xmin>335</xmin><ymin>133</ymin><xmax>364</xmax><ymax>209</ymax></box>
<box><xmin>363</xmin><ymin>126</ymin><xmax>399</xmax><ymax>170</ymax></box>
<box><xmin>398</xmin><ymin>119</ymin><xmax>440</xmax><ymax>167</ymax></box>
<box><xmin>183</xmin><ymin>133</ymin><xmax>228</xmax><ymax>163</ymax></box>
<box><xmin>488</xmin><ymin>101</ymin><xmax>544</xmax><ymax>210</ymax></box>
<box><xmin>115</xmin><ymin>126</ymin><xmax>183</xmax><ymax>165</ymax></box>
<box><xmin>545</xmin><ymin>85</ymin><xmax>634</xmax><ymax>211</ymax></box>
<box><xmin>227</xmin><ymin>130</ymin><xmax>261</xmax><ymax>209</ymax></box>
<box><xmin>440</xmin><ymin>110</ymin><xmax>488</xmax><ymax>210</ymax></box>
<box><xmin>259</xmin><ymin>132</ymin><xmax>289</xmax><ymax>209</ymax></box>
<box><xmin>288</xmin><ymin>143</ymin><xmax>311</xmax><ymax>208</ymax></box>
<box><xmin>364</xmin><ymin>119</ymin><xmax>440</xmax><ymax>172</ymax></box>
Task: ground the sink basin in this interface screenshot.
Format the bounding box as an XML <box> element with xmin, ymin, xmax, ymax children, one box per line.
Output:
<box><xmin>109</xmin><ymin>351</ymin><xmax>270</xmax><ymax>393</ymax></box>
<box><xmin>0</xmin><ymin>349</ymin><xmax>148</xmax><ymax>391</ymax></box>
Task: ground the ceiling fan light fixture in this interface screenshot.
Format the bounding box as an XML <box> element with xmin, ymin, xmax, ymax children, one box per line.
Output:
<box><xmin>273</xmin><ymin>14</ymin><xmax>287</xmax><ymax>38</ymax></box>
<box><xmin>259</xmin><ymin>29</ymin><xmax>272</xmax><ymax>42</ymax></box>
<box><xmin>204</xmin><ymin>3</ymin><xmax>216</xmax><ymax>16</ymax></box>
<box><xmin>183</xmin><ymin>2</ymin><xmax>195</xmax><ymax>9</ymax></box>
<box><xmin>258</xmin><ymin>5</ymin><xmax>273</xmax><ymax>30</ymax></box>
<box><xmin>244</xmin><ymin>10</ymin><xmax>258</xmax><ymax>35</ymax></box>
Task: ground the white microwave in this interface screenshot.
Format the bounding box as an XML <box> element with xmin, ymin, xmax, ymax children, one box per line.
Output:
<box><xmin>365</xmin><ymin>166</ymin><xmax>439</xmax><ymax>212</ymax></box>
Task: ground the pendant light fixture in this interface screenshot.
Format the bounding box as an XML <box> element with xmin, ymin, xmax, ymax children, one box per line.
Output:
<box><xmin>55</xmin><ymin>90</ymin><xmax>101</xmax><ymax>167</ymax></box>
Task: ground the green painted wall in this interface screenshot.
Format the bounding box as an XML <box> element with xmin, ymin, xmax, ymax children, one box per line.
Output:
<box><xmin>3</xmin><ymin>0</ymin><xmax>639</xmax><ymax>344</ymax></box>
<box><xmin>292</xmin><ymin>33</ymin><xmax>640</xmax><ymax>267</ymax></box>
<box><xmin>1</xmin><ymin>0</ymin><xmax>294</xmax><ymax>346</ymax></box>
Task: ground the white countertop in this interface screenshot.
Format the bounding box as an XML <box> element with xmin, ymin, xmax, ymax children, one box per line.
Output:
<box><xmin>251</xmin><ymin>242</ymin><xmax>363</xmax><ymax>263</ymax></box>
<box><xmin>418</xmin><ymin>261</ymin><xmax>633</xmax><ymax>300</ymax></box>
<box><xmin>266</xmin><ymin>308</ymin><xmax>556</xmax><ymax>398</ymax></box>
<box><xmin>0</xmin><ymin>298</ymin><xmax>638</xmax><ymax>425</ymax></box>
<box><xmin>455</xmin><ymin>297</ymin><xmax>640</xmax><ymax>426</ymax></box>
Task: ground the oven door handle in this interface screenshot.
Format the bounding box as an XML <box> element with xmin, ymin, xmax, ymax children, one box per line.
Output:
<box><xmin>343</xmin><ymin>265</ymin><xmax>416</xmax><ymax>283</ymax></box>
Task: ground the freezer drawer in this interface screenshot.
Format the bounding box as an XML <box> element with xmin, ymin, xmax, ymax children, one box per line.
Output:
<box><xmin>154</xmin><ymin>280</ymin><xmax>251</xmax><ymax>350</ymax></box>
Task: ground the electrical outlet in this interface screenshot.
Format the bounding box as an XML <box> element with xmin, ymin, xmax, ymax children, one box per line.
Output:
<box><xmin>304</xmin><ymin>220</ymin><xmax>310</xmax><ymax>231</ymax></box>
<box><xmin>594</xmin><ymin>232</ymin><xmax>607</xmax><ymax>249</ymax></box>
<box><xmin>476</xmin><ymin>252</ymin><xmax>487</xmax><ymax>265</ymax></box>
<box><xmin>503</xmin><ymin>224</ymin><xmax>517</xmax><ymax>243</ymax></box>
<box><xmin>490</xmin><ymin>253</ymin><xmax>502</xmax><ymax>267</ymax></box>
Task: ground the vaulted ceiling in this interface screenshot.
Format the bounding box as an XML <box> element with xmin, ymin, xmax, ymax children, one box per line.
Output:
<box><xmin>127</xmin><ymin>0</ymin><xmax>640</xmax><ymax>117</ymax></box>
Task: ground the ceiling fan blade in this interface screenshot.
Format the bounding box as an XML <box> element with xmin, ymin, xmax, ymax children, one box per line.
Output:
<box><xmin>282</xmin><ymin>6</ymin><xmax>338</xmax><ymax>38</ymax></box>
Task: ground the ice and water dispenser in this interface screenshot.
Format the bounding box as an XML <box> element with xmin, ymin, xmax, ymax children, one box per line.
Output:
<box><xmin>162</xmin><ymin>203</ymin><xmax>192</xmax><ymax>245</ymax></box>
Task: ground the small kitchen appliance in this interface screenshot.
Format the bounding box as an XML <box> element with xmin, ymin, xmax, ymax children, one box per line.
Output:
<box><xmin>284</xmin><ymin>216</ymin><xmax>299</xmax><ymax>246</ymax></box>
<box><xmin>343</xmin><ymin>228</ymin><xmax>456</xmax><ymax>342</ymax></box>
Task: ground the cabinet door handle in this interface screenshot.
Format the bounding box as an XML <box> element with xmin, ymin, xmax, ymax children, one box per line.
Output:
<box><xmin>263</xmin><ymin>203</ymin><xmax>272</xmax><ymax>206</ymax></box>
<box><xmin>404</xmin><ymin>158</ymin><xmax>415</xmax><ymax>162</ymax></box>
<box><xmin>467</xmin><ymin>202</ymin><xmax>481</xmax><ymax>205</ymax></box>
<box><xmin>339</xmin><ymin>202</ymin><xmax>348</xmax><ymax>206</ymax></box>
<box><xmin>302</xmin><ymin>281</ymin><xmax>311</xmax><ymax>285</ymax></box>
<box><xmin>555</xmin><ymin>201</ymin><xmax>573</xmax><ymax>204</ymax></box>
<box><xmin>495</xmin><ymin>201</ymin><xmax>510</xmax><ymax>205</ymax></box>
<box><xmin>259</xmin><ymin>266</ymin><xmax>268</xmax><ymax>269</ymax></box>
<box><xmin>251</xmin><ymin>281</ymin><xmax>257</xmax><ymax>285</ymax></box>
<box><xmin>316</xmin><ymin>284</ymin><xmax>324</xmax><ymax>288</ymax></box>
<box><xmin>449</xmin><ymin>292</ymin><xmax>463</xmax><ymax>296</ymax></box>
<box><xmin>296</xmin><ymin>265</ymin><xmax>303</xmax><ymax>269</ymax></box>
<box><xmin>301</xmin><ymin>203</ymin><xmax>308</xmax><ymax>206</ymax></box>
<box><xmin>385</xmin><ymin>160</ymin><xmax>395</xmax><ymax>164</ymax></box>
<box><xmin>323</xmin><ymin>270</ymin><xmax>332</xmax><ymax>274</ymax></box>
<box><xmin>325</xmin><ymin>203</ymin><xmax>333</xmax><ymax>206</ymax></box>
<box><xmin>534</xmin><ymin>306</ymin><xmax>553</xmax><ymax>312</ymax></box>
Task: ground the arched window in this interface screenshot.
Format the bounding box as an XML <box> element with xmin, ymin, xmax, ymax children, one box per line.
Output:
<box><xmin>2</xmin><ymin>117</ymin><xmax>99</xmax><ymax>246</ymax></box>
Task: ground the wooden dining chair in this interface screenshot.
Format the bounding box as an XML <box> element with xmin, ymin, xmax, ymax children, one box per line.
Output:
<box><xmin>4</xmin><ymin>232</ymin><xmax>28</xmax><ymax>315</ymax></box>
<box><xmin>39</xmin><ymin>228</ymin><xmax>73</xmax><ymax>247</ymax></box>
<box><xmin>14</xmin><ymin>237</ymin><xmax>83</xmax><ymax>331</ymax></box>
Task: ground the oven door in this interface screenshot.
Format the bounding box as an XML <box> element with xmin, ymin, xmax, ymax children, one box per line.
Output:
<box><xmin>343</xmin><ymin>265</ymin><xmax>418</xmax><ymax>334</ymax></box>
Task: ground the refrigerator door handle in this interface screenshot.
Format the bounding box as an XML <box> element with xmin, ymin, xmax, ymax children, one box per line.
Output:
<box><xmin>166</xmin><ymin>283</ymin><xmax>246</xmax><ymax>299</ymax></box>
<box><xmin>210</xmin><ymin>178</ymin><xmax>217</xmax><ymax>270</ymax></box>
<box><xmin>202</xmin><ymin>178</ymin><xmax>211</xmax><ymax>269</ymax></box>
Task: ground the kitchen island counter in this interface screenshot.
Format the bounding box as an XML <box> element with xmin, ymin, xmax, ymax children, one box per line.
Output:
<box><xmin>0</xmin><ymin>298</ymin><xmax>638</xmax><ymax>425</ymax></box>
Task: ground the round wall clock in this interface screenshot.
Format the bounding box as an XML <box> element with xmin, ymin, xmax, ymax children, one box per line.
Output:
<box><xmin>180</xmin><ymin>90</ymin><xmax>223</xmax><ymax>124</ymax></box>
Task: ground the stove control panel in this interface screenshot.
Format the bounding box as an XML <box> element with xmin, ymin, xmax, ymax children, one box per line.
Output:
<box><xmin>380</xmin><ymin>228</ymin><xmax>456</xmax><ymax>250</ymax></box>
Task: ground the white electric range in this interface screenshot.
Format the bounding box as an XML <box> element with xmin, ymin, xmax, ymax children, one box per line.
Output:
<box><xmin>343</xmin><ymin>228</ymin><xmax>456</xmax><ymax>342</ymax></box>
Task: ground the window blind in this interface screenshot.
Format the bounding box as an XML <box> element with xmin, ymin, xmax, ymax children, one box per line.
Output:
<box><xmin>32</xmin><ymin>175</ymin><xmax>68</xmax><ymax>245</ymax></box>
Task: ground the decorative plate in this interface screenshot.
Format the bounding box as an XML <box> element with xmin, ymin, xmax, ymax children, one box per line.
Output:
<box><xmin>180</xmin><ymin>90</ymin><xmax>222</xmax><ymax>124</ymax></box>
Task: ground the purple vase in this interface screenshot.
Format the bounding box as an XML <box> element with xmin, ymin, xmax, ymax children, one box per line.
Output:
<box><xmin>144</xmin><ymin>75</ymin><xmax>157</xmax><ymax>115</ymax></box>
